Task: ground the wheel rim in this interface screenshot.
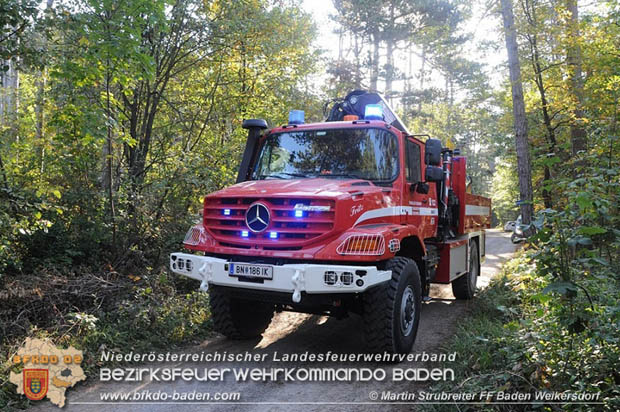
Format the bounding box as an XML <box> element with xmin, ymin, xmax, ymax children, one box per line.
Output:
<box><xmin>400</xmin><ymin>286</ymin><xmax>415</xmax><ymax>336</ymax></box>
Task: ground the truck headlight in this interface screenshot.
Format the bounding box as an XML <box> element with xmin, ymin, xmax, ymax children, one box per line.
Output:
<box><xmin>183</xmin><ymin>224</ymin><xmax>213</xmax><ymax>247</ymax></box>
<box><xmin>336</xmin><ymin>234</ymin><xmax>385</xmax><ymax>255</ymax></box>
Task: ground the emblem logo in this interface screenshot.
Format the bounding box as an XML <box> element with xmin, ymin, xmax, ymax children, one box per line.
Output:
<box><xmin>245</xmin><ymin>202</ymin><xmax>270</xmax><ymax>233</ymax></box>
<box><xmin>23</xmin><ymin>369</ymin><xmax>48</xmax><ymax>401</ymax></box>
<box><xmin>350</xmin><ymin>204</ymin><xmax>364</xmax><ymax>216</ymax></box>
<box><xmin>294</xmin><ymin>203</ymin><xmax>331</xmax><ymax>212</ymax></box>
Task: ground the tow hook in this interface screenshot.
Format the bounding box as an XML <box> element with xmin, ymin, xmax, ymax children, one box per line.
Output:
<box><xmin>291</xmin><ymin>269</ymin><xmax>304</xmax><ymax>303</ymax></box>
<box><xmin>198</xmin><ymin>262</ymin><xmax>209</xmax><ymax>292</ymax></box>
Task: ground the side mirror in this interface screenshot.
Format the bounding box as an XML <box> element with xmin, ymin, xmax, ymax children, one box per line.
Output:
<box><xmin>425</xmin><ymin>165</ymin><xmax>443</xmax><ymax>182</ymax></box>
<box><xmin>425</xmin><ymin>138</ymin><xmax>442</xmax><ymax>166</ymax></box>
<box><xmin>242</xmin><ymin>119</ymin><xmax>268</xmax><ymax>129</ymax></box>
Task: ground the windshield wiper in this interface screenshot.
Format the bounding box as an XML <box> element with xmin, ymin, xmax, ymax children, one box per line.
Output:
<box><xmin>320</xmin><ymin>173</ymin><xmax>366</xmax><ymax>180</ymax></box>
<box><xmin>259</xmin><ymin>172</ymin><xmax>309</xmax><ymax>180</ymax></box>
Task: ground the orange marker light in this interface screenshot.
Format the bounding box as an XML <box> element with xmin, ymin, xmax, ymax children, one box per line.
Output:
<box><xmin>343</xmin><ymin>115</ymin><xmax>359</xmax><ymax>121</ymax></box>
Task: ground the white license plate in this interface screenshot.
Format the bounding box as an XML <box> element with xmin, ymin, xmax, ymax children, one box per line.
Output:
<box><xmin>229</xmin><ymin>263</ymin><xmax>273</xmax><ymax>280</ymax></box>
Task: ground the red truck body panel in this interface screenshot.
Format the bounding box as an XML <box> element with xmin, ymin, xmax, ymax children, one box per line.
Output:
<box><xmin>452</xmin><ymin>157</ymin><xmax>492</xmax><ymax>234</ymax></box>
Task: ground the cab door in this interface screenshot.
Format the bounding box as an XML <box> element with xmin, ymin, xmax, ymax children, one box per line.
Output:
<box><xmin>404</xmin><ymin>138</ymin><xmax>436</xmax><ymax>237</ymax></box>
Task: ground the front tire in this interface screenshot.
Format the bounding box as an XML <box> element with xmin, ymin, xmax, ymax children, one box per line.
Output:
<box><xmin>452</xmin><ymin>240</ymin><xmax>479</xmax><ymax>300</ymax></box>
<box><xmin>208</xmin><ymin>286</ymin><xmax>274</xmax><ymax>339</ymax></box>
<box><xmin>363</xmin><ymin>257</ymin><xmax>422</xmax><ymax>354</ymax></box>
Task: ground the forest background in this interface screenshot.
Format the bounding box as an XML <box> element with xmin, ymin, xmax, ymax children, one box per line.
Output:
<box><xmin>0</xmin><ymin>0</ymin><xmax>618</xmax><ymax>409</ymax></box>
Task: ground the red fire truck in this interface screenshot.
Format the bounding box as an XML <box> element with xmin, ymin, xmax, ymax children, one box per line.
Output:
<box><xmin>171</xmin><ymin>90</ymin><xmax>491</xmax><ymax>354</ymax></box>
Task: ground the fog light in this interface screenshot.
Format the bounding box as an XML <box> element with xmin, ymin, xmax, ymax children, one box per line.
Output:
<box><xmin>341</xmin><ymin>272</ymin><xmax>353</xmax><ymax>285</ymax></box>
<box><xmin>324</xmin><ymin>271</ymin><xmax>337</xmax><ymax>285</ymax></box>
<box><xmin>356</xmin><ymin>279</ymin><xmax>364</xmax><ymax>287</ymax></box>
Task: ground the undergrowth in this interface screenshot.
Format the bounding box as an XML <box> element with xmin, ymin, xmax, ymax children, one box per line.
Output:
<box><xmin>0</xmin><ymin>266</ymin><xmax>212</xmax><ymax>411</ymax></box>
<box><xmin>424</xmin><ymin>251</ymin><xmax>620</xmax><ymax>411</ymax></box>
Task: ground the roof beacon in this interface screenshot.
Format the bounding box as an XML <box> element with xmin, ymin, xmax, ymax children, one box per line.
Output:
<box><xmin>288</xmin><ymin>110</ymin><xmax>305</xmax><ymax>125</ymax></box>
<box><xmin>364</xmin><ymin>104</ymin><xmax>383</xmax><ymax>120</ymax></box>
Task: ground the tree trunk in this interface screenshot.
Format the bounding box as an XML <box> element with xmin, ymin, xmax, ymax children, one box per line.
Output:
<box><xmin>500</xmin><ymin>0</ymin><xmax>534</xmax><ymax>225</ymax></box>
<box><xmin>0</xmin><ymin>59</ymin><xmax>19</xmax><ymax>122</ymax></box>
<box><xmin>104</xmin><ymin>16</ymin><xmax>116</xmax><ymax>246</ymax></box>
<box><xmin>566</xmin><ymin>0</ymin><xmax>587</xmax><ymax>156</ymax></box>
<box><xmin>353</xmin><ymin>33</ymin><xmax>362</xmax><ymax>88</ymax></box>
<box><xmin>384</xmin><ymin>2</ymin><xmax>395</xmax><ymax>103</ymax></box>
<box><xmin>385</xmin><ymin>38</ymin><xmax>394</xmax><ymax>102</ymax></box>
<box><xmin>370</xmin><ymin>33</ymin><xmax>380</xmax><ymax>92</ymax></box>
<box><xmin>418</xmin><ymin>46</ymin><xmax>426</xmax><ymax>115</ymax></box>
<box><xmin>404</xmin><ymin>42</ymin><xmax>413</xmax><ymax>116</ymax></box>
<box><xmin>524</xmin><ymin>0</ymin><xmax>556</xmax><ymax>208</ymax></box>
<box><xmin>35</xmin><ymin>70</ymin><xmax>47</xmax><ymax>174</ymax></box>
<box><xmin>337</xmin><ymin>29</ymin><xmax>343</xmax><ymax>62</ymax></box>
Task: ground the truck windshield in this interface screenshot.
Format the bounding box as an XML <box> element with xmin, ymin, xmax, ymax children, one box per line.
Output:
<box><xmin>252</xmin><ymin>128</ymin><xmax>399</xmax><ymax>182</ymax></box>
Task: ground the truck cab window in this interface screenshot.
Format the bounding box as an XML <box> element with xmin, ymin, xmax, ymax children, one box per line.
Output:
<box><xmin>406</xmin><ymin>140</ymin><xmax>421</xmax><ymax>183</ymax></box>
<box><xmin>253</xmin><ymin>128</ymin><xmax>399</xmax><ymax>183</ymax></box>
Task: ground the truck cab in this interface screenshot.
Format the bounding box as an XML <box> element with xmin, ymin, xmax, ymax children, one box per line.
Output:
<box><xmin>170</xmin><ymin>91</ymin><xmax>491</xmax><ymax>354</ymax></box>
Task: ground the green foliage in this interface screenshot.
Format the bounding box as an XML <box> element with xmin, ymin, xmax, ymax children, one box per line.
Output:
<box><xmin>0</xmin><ymin>0</ymin><xmax>39</xmax><ymax>63</ymax></box>
<box><xmin>491</xmin><ymin>162</ymin><xmax>520</xmax><ymax>224</ymax></box>
<box><xmin>430</xmin><ymin>122</ymin><xmax>619</xmax><ymax>410</ymax></box>
<box><xmin>0</xmin><ymin>0</ymin><xmax>320</xmax><ymax>272</ymax></box>
<box><xmin>0</xmin><ymin>187</ymin><xmax>61</xmax><ymax>277</ymax></box>
<box><xmin>426</xmin><ymin>251</ymin><xmax>620</xmax><ymax>411</ymax></box>
<box><xmin>0</xmin><ymin>0</ymin><xmax>320</xmax><ymax>409</ymax></box>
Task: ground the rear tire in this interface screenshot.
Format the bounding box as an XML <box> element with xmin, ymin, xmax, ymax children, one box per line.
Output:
<box><xmin>363</xmin><ymin>257</ymin><xmax>421</xmax><ymax>354</ymax></box>
<box><xmin>208</xmin><ymin>286</ymin><xmax>274</xmax><ymax>339</ymax></box>
<box><xmin>452</xmin><ymin>240</ymin><xmax>479</xmax><ymax>300</ymax></box>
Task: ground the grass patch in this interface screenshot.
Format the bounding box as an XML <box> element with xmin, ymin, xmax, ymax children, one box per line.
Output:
<box><xmin>423</xmin><ymin>251</ymin><xmax>620</xmax><ymax>411</ymax></box>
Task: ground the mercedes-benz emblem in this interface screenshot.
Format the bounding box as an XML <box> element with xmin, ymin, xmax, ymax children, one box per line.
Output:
<box><xmin>245</xmin><ymin>203</ymin><xmax>270</xmax><ymax>233</ymax></box>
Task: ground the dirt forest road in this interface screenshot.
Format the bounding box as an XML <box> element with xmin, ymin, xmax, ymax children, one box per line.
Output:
<box><xmin>35</xmin><ymin>229</ymin><xmax>518</xmax><ymax>412</ymax></box>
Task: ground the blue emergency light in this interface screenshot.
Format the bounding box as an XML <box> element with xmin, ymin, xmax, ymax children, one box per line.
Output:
<box><xmin>241</xmin><ymin>230</ymin><xmax>249</xmax><ymax>237</ymax></box>
<box><xmin>269</xmin><ymin>231</ymin><xmax>278</xmax><ymax>239</ymax></box>
<box><xmin>294</xmin><ymin>210</ymin><xmax>304</xmax><ymax>218</ymax></box>
<box><xmin>364</xmin><ymin>104</ymin><xmax>383</xmax><ymax>120</ymax></box>
<box><xmin>288</xmin><ymin>110</ymin><xmax>305</xmax><ymax>125</ymax></box>
<box><xmin>223</xmin><ymin>208</ymin><xmax>231</xmax><ymax>216</ymax></box>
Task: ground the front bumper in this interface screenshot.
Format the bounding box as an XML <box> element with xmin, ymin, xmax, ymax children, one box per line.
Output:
<box><xmin>170</xmin><ymin>253</ymin><xmax>391</xmax><ymax>303</ymax></box>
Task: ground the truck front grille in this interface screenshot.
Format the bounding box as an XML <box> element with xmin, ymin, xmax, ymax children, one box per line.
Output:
<box><xmin>204</xmin><ymin>197</ymin><xmax>335</xmax><ymax>249</ymax></box>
